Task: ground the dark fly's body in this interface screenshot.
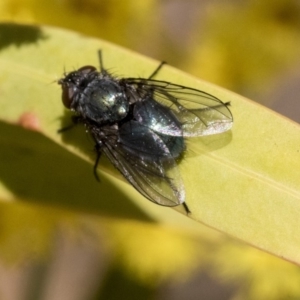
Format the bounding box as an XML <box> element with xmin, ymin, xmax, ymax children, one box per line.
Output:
<box><xmin>58</xmin><ymin>51</ymin><xmax>233</xmax><ymax>213</ymax></box>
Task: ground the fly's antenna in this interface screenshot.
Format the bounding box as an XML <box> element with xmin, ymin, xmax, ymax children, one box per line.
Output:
<box><xmin>98</xmin><ymin>50</ymin><xmax>104</xmax><ymax>72</ymax></box>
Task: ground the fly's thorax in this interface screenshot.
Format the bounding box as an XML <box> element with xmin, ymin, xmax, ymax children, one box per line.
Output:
<box><xmin>76</xmin><ymin>77</ymin><xmax>129</xmax><ymax>124</ymax></box>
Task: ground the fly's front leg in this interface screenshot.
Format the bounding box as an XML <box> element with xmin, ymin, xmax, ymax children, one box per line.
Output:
<box><xmin>58</xmin><ymin>115</ymin><xmax>82</xmax><ymax>133</ymax></box>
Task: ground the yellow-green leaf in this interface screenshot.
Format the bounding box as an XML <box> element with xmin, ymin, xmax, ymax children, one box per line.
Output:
<box><xmin>0</xmin><ymin>23</ymin><xmax>300</xmax><ymax>265</ymax></box>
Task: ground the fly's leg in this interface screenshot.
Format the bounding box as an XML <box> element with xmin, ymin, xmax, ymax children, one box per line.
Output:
<box><xmin>98</xmin><ymin>50</ymin><xmax>105</xmax><ymax>72</ymax></box>
<box><xmin>98</xmin><ymin>49</ymin><xmax>166</xmax><ymax>79</ymax></box>
<box><xmin>58</xmin><ymin>116</ymin><xmax>82</xmax><ymax>133</ymax></box>
<box><xmin>93</xmin><ymin>143</ymin><xmax>102</xmax><ymax>182</ymax></box>
<box><xmin>182</xmin><ymin>202</ymin><xmax>191</xmax><ymax>215</ymax></box>
<box><xmin>148</xmin><ymin>61</ymin><xmax>166</xmax><ymax>79</ymax></box>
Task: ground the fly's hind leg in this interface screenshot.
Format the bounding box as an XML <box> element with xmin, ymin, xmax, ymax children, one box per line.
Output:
<box><xmin>182</xmin><ymin>202</ymin><xmax>191</xmax><ymax>215</ymax></box>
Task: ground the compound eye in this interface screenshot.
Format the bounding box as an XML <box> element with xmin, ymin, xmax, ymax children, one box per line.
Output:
<box><xmin>61</xmin><ymin>86</ymin><xmax>75</xmax><ymax>108</ymax></box>
<box><xmin>78</xmin><ymin>65</ymin><xmax>97</xmax><ymax>74</ymax></box>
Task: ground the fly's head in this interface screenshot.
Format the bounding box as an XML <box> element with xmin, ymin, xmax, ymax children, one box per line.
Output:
<box><xmin>58</xmin><ymin>66</ymin><xmax>97</xmax><ymax>109</ymax></box>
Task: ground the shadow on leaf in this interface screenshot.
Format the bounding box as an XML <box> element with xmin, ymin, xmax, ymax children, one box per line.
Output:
<box><xmin>0</xmin><ymin>23</ymin><xmax>46</xmax><ymax>51</ymax></box>
<box><xmin>0</xmin><ymin>121</ymin><xmax>151</xmax><ymax>221</ymax></box>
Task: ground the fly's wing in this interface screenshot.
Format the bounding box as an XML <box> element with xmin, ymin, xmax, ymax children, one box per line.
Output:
<box><xmin>133</xmin><ymin>97</ymin><xmax>183</xmax><ymax>136</ymax></box>
<box><xmin>101</xmin><ymin>120</ymin><xmax>185</xmax><ymax>207</ymax></box>
<box><xmin>125</xmin><ymin>78</ymin><xmax>233</xmax><ymax>137</ymax></box>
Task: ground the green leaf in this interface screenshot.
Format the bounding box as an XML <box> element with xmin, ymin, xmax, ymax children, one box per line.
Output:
<box><xmin>0</xmin><ymin>23</ymin><xmax>300</xmax><ymax>265</ymax></box>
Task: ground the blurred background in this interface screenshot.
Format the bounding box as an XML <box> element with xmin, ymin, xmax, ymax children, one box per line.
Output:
<box><xmin>1</xmin><ymin>0</ymin><xmax>300</xmax><ymax>299</ymax></box>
